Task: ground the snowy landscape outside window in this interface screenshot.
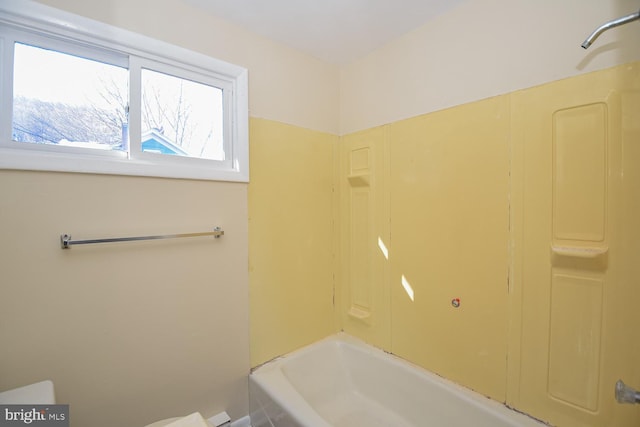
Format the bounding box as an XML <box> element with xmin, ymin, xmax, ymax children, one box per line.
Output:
<box><xmin>12</xmin><ymin>43</ymin><xmax>129</xmax><ymax>151</ymax></box>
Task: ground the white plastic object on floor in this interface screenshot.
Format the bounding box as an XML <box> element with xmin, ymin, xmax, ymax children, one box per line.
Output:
<box><xmin>0</xmin><ymin>380</ymin><xmax>55</xmax><ymax>404</ymax></box>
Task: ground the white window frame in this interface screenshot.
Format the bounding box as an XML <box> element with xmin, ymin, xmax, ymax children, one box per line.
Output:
<box><xmin>0</xmin><ymin>0</ymin><xmax>249</xmax><ymax>182</ymax></box>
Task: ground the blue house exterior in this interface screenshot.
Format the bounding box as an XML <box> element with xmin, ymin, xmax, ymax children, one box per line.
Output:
<box><xmin>141</xmin><ymin>129</ymin><xmax>189</xmax><ymax>156</ymax></box>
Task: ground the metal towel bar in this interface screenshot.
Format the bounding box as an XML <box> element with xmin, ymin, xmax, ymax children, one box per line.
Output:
<box><xmin>60</xmin><ymin>227</ymin><xmax>224</xmax><ymax>249</ymax></box>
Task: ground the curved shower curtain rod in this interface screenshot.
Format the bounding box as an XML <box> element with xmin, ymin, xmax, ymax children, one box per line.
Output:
<box><xmin>581</xmin><ymin>8</ymin><xmax>640</xmax><ymax>49</ymax></box>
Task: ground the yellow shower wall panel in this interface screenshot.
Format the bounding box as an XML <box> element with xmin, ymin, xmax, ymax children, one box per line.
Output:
<box><xmin>553</xmin><ymin>104</ymin><xmax>607</xmax><ymax>243</ymax></box>
<box><xmin>350</xmin><ymin>190</ymin><xmax>373</xmax><ymax>314</ymax></box>
<box><xmin>339</xmin><ymin>127</ymin><xmax>391</xmax><ymax>350</ymax></box>
<box><xmin>620</xmin><ymin>87</ymin><xmax>640</xmax><ymax>427</ymax></box>
<box><xmin>510</xmin><ymin>62</ymin><xmax>640</xmax><ymax>427</ymax></box>
<box><xmin>547</xmin><ymin>273</ymin><xmax>604</xmax><ymax>411</ymax></box>
<box><xmin>249</xmin><ymin>118</ymin><xmax>337</xmax><ymax>367</ymax></box>
<box><xmin>388</xmin><ymin>95</ymin><xmax>510</xmax><ymax>401</ymax></box>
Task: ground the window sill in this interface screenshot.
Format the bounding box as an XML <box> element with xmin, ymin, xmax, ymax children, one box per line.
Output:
<box><xmin>0</xmin><ymin>146</ymin><xmax>249</xmax><ymax>182</ymax></box>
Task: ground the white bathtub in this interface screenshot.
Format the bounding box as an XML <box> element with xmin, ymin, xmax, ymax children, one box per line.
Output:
<box><xmin>249</xmin><ymin>334</ymin><xmax>545</xmax><ymax>427</ymax></box>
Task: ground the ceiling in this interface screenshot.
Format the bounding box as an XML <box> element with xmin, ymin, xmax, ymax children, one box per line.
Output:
<box><xmin>184</xmin><ymin>0</ymin><xmax>467</xmax><ymax>64</ymax></box>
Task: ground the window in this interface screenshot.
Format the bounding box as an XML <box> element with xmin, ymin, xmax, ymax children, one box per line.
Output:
<box><xmin>140</xmin><ymin>68</ymin><xmax>224</xmax><ymax>161</ymax></box>
<box><xmin>0</xmin><ymin>1</ymin><xmax>249</xmax><ymax>182</ymax></box>
<box><xmin>13</xmin><ymin>42</ymin><xmax>129</xmax><ymax>151</ymax></box>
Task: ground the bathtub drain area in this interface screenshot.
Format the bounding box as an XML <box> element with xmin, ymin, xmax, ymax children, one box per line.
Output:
<box><xmin>312</xmin><ymin>390</ymin><xmax>411</xmax><ymax>427</ymax></box>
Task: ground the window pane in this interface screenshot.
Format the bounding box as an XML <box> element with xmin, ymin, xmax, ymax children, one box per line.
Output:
<box><xmin>141</xmin><ymin>68</ymin><xmax>224</xmax><ymax>160</ymax></box>
<box><xmin>12</xmin><ymin>43</ymin><xmax>128</xmax><ymax>150</ymax></box>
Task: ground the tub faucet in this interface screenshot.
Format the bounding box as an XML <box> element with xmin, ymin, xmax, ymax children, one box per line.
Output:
<box><xmin>615</xmin><ymin>380</ymin><xmax>640</xmax><ymax>404</ymax></box>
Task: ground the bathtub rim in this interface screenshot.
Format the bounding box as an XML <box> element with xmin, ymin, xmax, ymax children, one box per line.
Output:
<box><xmin>249</xmin><ymin>332</ymin><xmax>546</xmax><ymax>427</ymax></box>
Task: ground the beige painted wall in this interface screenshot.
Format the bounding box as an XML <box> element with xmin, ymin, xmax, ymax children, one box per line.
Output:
<box><xmin>0</xmin><ymin>171</ymin><xmax>249</xmax><ymax>426</ymax></box>
<box><xmin>35</xmin><ymin>0</ymin><xmax>340</xmax><ymax>135</ymax></box>
<box><xmin>340</xmin><ymin>0</ymin><xmax>640</xmax><ymax>134</ymax></box>
<box><xmin>2</xmin><ymin>1</ymin><xmax>341</xmax><ymax>426</ymax></box>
